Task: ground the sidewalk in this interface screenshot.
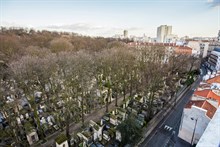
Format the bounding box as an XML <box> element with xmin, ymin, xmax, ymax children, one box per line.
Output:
<box><xmin>136</xmin><ymin>85</ymin><xmax>190</xmax><ymax>146</ymax></box>
<box><xmin>137</xmin><ymin>76</ymin><xmax>201</xmax><ymax>146</ymax></box>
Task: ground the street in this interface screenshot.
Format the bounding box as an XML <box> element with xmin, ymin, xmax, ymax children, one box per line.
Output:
<box><xmin>140</xmin><ymin>67</ymin><xmax>205</xmax><ymax>147</ymax></box>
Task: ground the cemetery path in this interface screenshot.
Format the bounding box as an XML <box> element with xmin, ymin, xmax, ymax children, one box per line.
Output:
<box><xmin>37</xmin><ymin>95</ymin><xmax>126</xmax><ymax>147</ymax></box>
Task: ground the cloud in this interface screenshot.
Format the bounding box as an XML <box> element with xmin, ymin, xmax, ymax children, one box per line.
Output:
<box><xmin>0</xmin><ymin>21</ymin><xmax>28</xmax><ymax>27</ymax></box>
<box><xmin>1</xmin><ymin>21</ymin><xmax>143</xmax><ymax>37</ymax></box>
<box><xmin>207</xmin><ymin>0</ymin><xmax>220</xmax><ymax>7</ymax></box>
<box><xmin>43</xmin><ymin>23</ymin><xmax>143</xmax><ymax>37</ymax></box>
<box><xmin>46</xmin><ymin>23</ymin><xmax>104</xmax><ymax>31</ymax></box>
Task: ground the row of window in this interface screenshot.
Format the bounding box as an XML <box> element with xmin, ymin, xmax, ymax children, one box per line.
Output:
<box><xmin>210</xmin><ymin>54</ymin><xmax>218</xmax><ymax>60</ymax></box>
<box><xmin>209</xmin><ymin>58</ymin><xmax>217</xmax><ymax>65</ymax></box>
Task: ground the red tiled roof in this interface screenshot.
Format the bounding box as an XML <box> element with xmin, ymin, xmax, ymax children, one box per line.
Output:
<box><xmin>185</xmin><ymin>100</ymin><xmax>217</xmax><ymax>119</ymax></box>
<box><xmin>185</xmin><ymin>100</ymin><xmax>205</xmax><ymax>108</ymax></box>
<box><xmin>201</xmin><ymin>101</ymin><xmax>217</xmax><ymax>119</ymax></box>
<box><xmin>174</xmin><ymin>47</ymin><xmax>192</xmax><ymax>55</ymax></box>
<box><xmin>194</xmin><ymin>89</ymin><xmax>220</xmax><ymax>105</ymax></box>
<box><xmin>176</xmin><ymin>46</ymin><xmax>192</xmax><ymax>50</ymax></box>
<box><xmin>206</xmin><ymin>75</ymin><xmax>220</xmax><ymax>84</ymax></box>
<box><xmin>127</xmin><ymin>42</ymin><xmax>192</xmax><ymax>54</ymax></box>
<box><xmin>127</xmin><ymin>42</ymin><xmax>177</xmax><ymax>47</ymax></box>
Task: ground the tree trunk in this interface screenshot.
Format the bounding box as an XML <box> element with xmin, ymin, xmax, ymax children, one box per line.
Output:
<box><xmin>106</xmin><ymin>86</ymin><xmax>111</xmax><ymax>112</ymax></box>
<box><xmin>148</xmin><ymin>92</ymin><xmax>155</xmax><ymax>119</ymax></box>
<box><xmin>106</xmin><ymin>96</ymin><xmax>109</xmax><ymax>112</ymax></box>
<box><xmin>81</xmin><ymin>96</ymin><xmax>84</xmax><ymax>127</ymax></box>
<box><xmin>129</xmin><ymin>74</ymin><xmax>133</xmax><ymax>96</ymax></box>
<box><xmin>66</xmin><ymin>113</ymin><xmax>70</xmax><ymax>145</ymax></box>
<box><xmin>33</xmin><ymin>102</ymin><xmax>45</xmax><ymax>140</ymax></box>
<box><xmin>123</xmin><ymin>86</ymin><xmax>126</xmax><ymax>101</ymax></box>
<box><xmin>115</xmin><ymin>92</ymin><xmax>118</xmax><ymax>107</ymax></box>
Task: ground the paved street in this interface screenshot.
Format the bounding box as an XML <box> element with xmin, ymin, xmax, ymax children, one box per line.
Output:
<box><xmin>140</xmin><ymin>68</ymin><xmax>205</xmax><ymax>147</ymax></box>
<box><xmin>140</xmin><ymin>89</ymin><xmax>195</xmax><ymax>147</ymax></box>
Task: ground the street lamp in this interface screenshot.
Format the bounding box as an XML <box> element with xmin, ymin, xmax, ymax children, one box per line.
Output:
<box><xmin>190</xmin><ymin>117</ymin><xmax>198</xmax><ymax>146</ymax></box>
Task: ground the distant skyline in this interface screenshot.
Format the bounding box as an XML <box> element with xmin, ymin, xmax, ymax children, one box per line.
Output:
<box><xmin>1</xmin><ymin>0</ymin><xmax>220</xmax><ymax>37</ymax></box>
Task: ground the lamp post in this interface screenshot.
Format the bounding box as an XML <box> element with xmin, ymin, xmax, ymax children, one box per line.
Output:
<box><xmin>190</xmin><ymin>117</ymin><xmax>198</xmax><ymax>146</ymax></box>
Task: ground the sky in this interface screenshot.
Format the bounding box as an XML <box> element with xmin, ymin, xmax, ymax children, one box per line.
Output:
<box><xmin>0</xmin><ymin>0</ymin><xmax>220</xmax><ymax>37</ymax></box>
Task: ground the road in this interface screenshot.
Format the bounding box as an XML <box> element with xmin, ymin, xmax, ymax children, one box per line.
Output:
<box><xmin>140</xmin><ymin>67</ymin><xmax>206</xmax><ymax>147</ymax></box>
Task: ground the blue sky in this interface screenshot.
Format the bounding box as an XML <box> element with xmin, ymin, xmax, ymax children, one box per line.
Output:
<box><xmin>0</xmin><ymin>0</ymin><xmax>220</xmax><ymax>37</ymax></box>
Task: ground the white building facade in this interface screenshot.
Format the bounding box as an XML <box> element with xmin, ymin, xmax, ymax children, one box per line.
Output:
<box><xmin>178</xmin><ymin>100</ymin><xmax>216</xmax><ymax>146</ymax></box>
<box><xmin>199</xmin><ymin>42</ymin><xmax>209</xmax><ymax>58</ymax></box>
<box><xmin>196</xmin><ymin>107</ymin><xmax>220</xmax><ymax>147</ymax></box>
<box><xmin>187</xmin><ymin>41</ymin><xmax>209</xmax><ymax>57</ymax></box>
<box><xmin>164</xmin><ymin>34</ymin><xmax>178</xmax><ymax>43</ymax></box>
<box><xmin>157</xmin><ymin>25</ymin><xmax>172</xmax><ymax>43</ymax></box>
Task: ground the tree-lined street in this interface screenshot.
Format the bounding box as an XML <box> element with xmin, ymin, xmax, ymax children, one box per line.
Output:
<box><xmin>140</xmin><ymin>67</ymin><xmax>206</xmax><ymax>147</ymax></box>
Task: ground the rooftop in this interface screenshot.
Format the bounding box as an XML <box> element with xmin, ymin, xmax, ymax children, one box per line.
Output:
<box><xmin>81</xmin><ymin>129</ymin><xmax>92</xmax><ymax>138</ymax></box>
<box><xmin>213</xmin><ymin>47</ymin><xmax>220</xmax><ymax>52</ymax></box>
<box><xmin>127</xmin><ymin>42</ymin><xmax>192</xmax><ymax>49</ymax></box>
<box><xmin>185</xmin><ymin>100</ymin><xmax>217</xmax><ymax>119</ymax></box>
<box><xmin>185</xmin><ymin>100</ymin><xmax>204</xmax><ymax>108</ymax></box>
<box><xmin>211</xmin><ymin>50</ymin><xmax>220</xmax><ymax>56</ymax></box>
<box><xmin>194</xmin><ymin>89</ymin><xmax>220</xmax><ymax>105</ymax></box>
<box><xmin>175</xmin><ymin>46</ymin><xmax>192</xmax><ymax>50</ymax></box>
<box><xmin>89</xmin><ymin>120</ymin><xmax>100</xmax><ymax>131</ymax></box>
<box><xmin>206</xmin><ymin>75</ymin><xmax>220</xmax><ymax>84</ymax></box>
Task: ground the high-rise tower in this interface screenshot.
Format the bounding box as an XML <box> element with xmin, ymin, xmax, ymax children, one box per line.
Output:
<box><xmin>157</xmin><ymin>25</ymin><xmax>172</xmax><ymax>43</ymax></box>
<box><xmin>124</xmin><ymin>30</ymin><xmax>128</xmax><ymax>38</ymax></box>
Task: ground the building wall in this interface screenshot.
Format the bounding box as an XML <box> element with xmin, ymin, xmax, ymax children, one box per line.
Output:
<box><xmin>167</xmin><ymin>26</ymin><xmax>172</xmax><ymax>35</ymax></box>
<box><xmin>157</xmin><ymin>25</ymin><xmax>172</xmax><ymax>43</ymax></box>
<box><xmin>178</xmin><ymin>106</ymin><xmax>210</xmax><ymax>145</ymax></box>
<box><xmin>196</xmin><ymin>107</ymin><xmax>220</xmax><ymax>147</ymax></box>
<box><xmin>124</xmin><ymin>30</ymin><xmax>128</xmax><ymax>38</ymax></box>
<box><xmin>165</xmin><ymin>34</ymin><xmax>178</xmax><ymax>43</ymax></box>
<box><xmin>157</xmin><ymin>26</ymin><xmax>162</xmax><ymax>42</ymax></box>
<box><xmin>187</xmin><ymin>41</ymin><xmax>200</xmax><ymax>54</ymax></box>
<box><xmin>188</xmin><ymin>41</ymin><xmax>212</xmax><ymax>57</ymax></box>
<box><xmin>200</xmin><ymin>42</ymin><xmax>209</xmax><ymax>58</ymax></box>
